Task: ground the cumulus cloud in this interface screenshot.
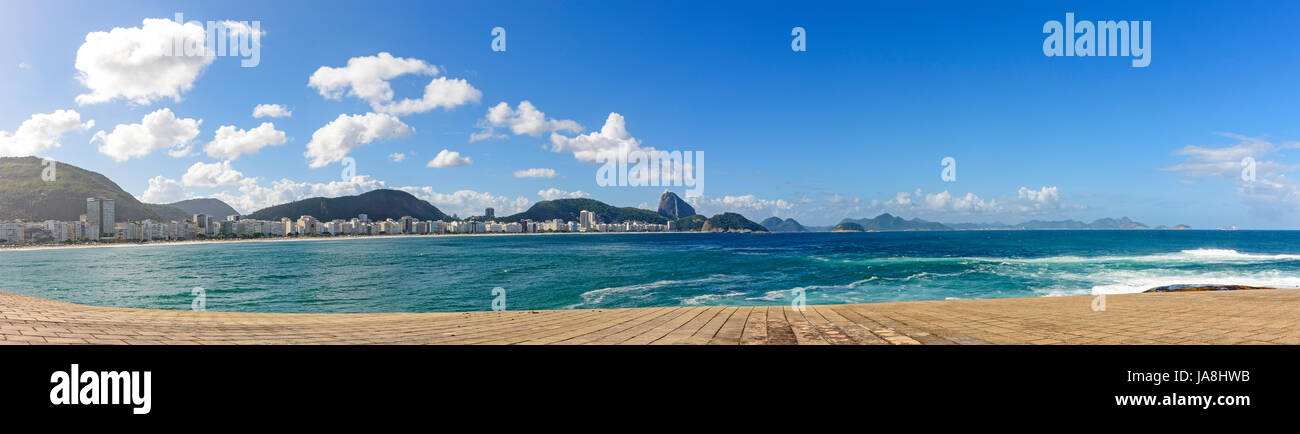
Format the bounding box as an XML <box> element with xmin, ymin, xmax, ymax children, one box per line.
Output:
<box><xmin>204</xmin><ymin>122</ymin><xmax>287</xmax><ymax>160</ymax></box>
<box><xmin>471</xmin><ymin>101</ymin><xmax>582</xmax><ymax>142</ymax></box>
<box><xmin>398</xmin><ymin>186</ymin><xmax>530</xmax><ymax>218</ymax></box>
<box><xmin>879</xmin><ymin>186</ymin><xmax>1071</xmax><ymax>218</ymax></box>
<box><xmin>513</xmin><ymin>168</ymin><xmax>558</xmax><ymax>178</ymax></box>
<box><xmin>140</xmin><ymin>175</ymin><xmax>188</xmax><ymax>203</ymax></box>
<box><xmin>549</xmin><ymin>112</ymin><xmax>659</xmax><ymax>164</ymax></box>
<box><xmin>252</xmin><ymin>104</ymin><xmax>292</xmax><ymax>118</ymax></box>
<box><xmin>308</xmin><ymin>52</ymin><xmax>480</xmax><ymax>116</ymax></box>
<box><xmin>537</xmin><ymin>188</ymin><xmax>589</xmax><ymax>200</ymax></box>
<box><xmin>426</xmin><ymin>149</ymin><xmax>471</xmax><ymax>168</ymax></box>
<box><xmin>91</xmin><ymin>108</ymin><xmax>201</xmax><ymax>161</ymax></box>
<box><xmin>0</xmin><ymin>110</ymin><xmax>94</xmax><ymax>157</ymax></box>
<box><xmin>389</xmin><ymin>152</ymin><xmax>408</xmax><ymax>162</ymax></box>
<box><xmin>182</xmin><ymin>161</ymin><xmax>245</xmax><ymax>187</ymax></box>
<box><xmin>1164</xmin><ymin>133</ymin><xmax>1300</xmax><ymax>216</ymax></box>
<box><xmin>687</xmin><ymin>194</ymin><xmax>794</xmax><ymax>218</ymax></box>
<box><xmin>73</xmin><ymin>17</ymin><xmax>230</xmax><ymax>105</ymax></box>
<box><xmin>304</xmin><ymin>112</ymin><xmax>412</xmax><ymax>168</ymax></box>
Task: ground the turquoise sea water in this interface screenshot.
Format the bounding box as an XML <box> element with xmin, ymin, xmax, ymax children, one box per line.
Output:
<box><xmin>2</xmin><ymin>231</ymin><xmax>1299</xmax><ymax>313</ymax></box>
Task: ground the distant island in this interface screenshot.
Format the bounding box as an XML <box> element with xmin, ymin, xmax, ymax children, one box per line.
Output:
<box><xmin>757</xmin><ymin>213</ymin><xmax>1192</xmax><ymax>233</ymax></box>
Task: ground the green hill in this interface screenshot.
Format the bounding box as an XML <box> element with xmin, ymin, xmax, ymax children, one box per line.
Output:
<box><xmin>160</xmin><ymin>198</ymin><xmax>239</xmax><ymax>218</ymax></box>
<box><xmin>246</xmin><ymin>189</ymin><xmax>450</xmax><ymax>222</ymax></box>
<box><xmin>146</xmin><ymin>203</ymin><xmax>193</xmax><ymax>222</ymax></box>
<box><xmin>673</xmin><ymin>215</ymin><xmax>707</xmax><ymax>231</ymax></box>
<box><xmin>501</xmin><ymin>198</ymin><xmax>668</xmax><ymax>224</ymax></box>
<box><xmin>833</xmin><ymin>222</ymin><xmax>865</xmax><ymax>232</ymax></box>
<box><xmin>840</xmin><ymin>213</ymin><xmax>951</xmax><ymax>231</ymax></box>
<box><xmin>761</xmin><ymin>217</ymin><xmax>807</xmax><ymax>232</ymax></box>
<box><xmin>0</xmin><ymin>156</ymin><xmax>165</xmax><ymax>222</ymax></box>
<box><xmin>701</xmin><ymin>212</ymin><xmax>768</xmax><ymax>233</ymax></box>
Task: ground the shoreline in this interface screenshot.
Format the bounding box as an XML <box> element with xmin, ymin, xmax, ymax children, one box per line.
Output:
<box><xmin>0</xmin><ymin>230</ymin><xmax>713</xmax><ymax>253</ymax></box>
<box><xmin>1</xmin><ymin>289</ymin><xmax>1295</xmax><ymax>344</ymax></box>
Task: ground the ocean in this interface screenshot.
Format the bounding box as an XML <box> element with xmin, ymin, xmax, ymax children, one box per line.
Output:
<box><xmin>2</xmin><ymin>230</ymin><xmax>1299</xmax><ymax>313</ymax></box>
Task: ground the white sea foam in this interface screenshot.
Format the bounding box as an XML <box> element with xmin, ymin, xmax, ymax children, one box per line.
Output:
<box><xmin>572</xmin><ymin>274</ymin><xmax>741</xmax><ymax>307</ymax></box>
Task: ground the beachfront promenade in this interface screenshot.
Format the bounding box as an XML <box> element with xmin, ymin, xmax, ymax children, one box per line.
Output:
<box><xmin>1</xmin><ymin>290</ymin><xmax>1297</xmax><ymax>345</ymax></box>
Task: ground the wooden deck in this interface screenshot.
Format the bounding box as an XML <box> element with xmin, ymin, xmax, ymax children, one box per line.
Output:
<box><xmin>1</xmin><ymin>290</ymin><xmax>1298</xmax><ymax>344</ymax></box>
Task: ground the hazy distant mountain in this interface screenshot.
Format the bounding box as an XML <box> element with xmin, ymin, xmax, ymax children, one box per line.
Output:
<box><xmin>502</xmin><ymin>198</ymin><xmax>668</xmax><ymax>224</ymax></box>
<box><xmin>162</xmin><ymin>198</ymin><xmax>239</xmax><ymax>219</ymax></box>
<box><xmin>953</xmin><ymin>217</ymin><xmax>1151</xmax><ymax>230</ymax></box>
<box><xmin>949</xmin><ymin>221</ymin><xmax>1013</xmax><ymax>230</ymax></box>
<box><xmin>840</xmin><ymin>213</ymin><xmax>951</xmax><ymax>231</ymax></box>
<box><xmin>656</xmin><ymin>191</ymin><xmax>696</xmax><ymax>219</ymax></box>
<box><xmin>0</xmin><ymin>156</ymin><xmax>166</xmax><ymax>222</ymax></box>
<box><xmin>833</xmin><ymin>222</ymin><xmax>865</xmax><ymax>232</ymax></box>
<box><xmin>247</xmin><ymin>189</ymin><xmax>450</xmax><ymax>222</ymax></box>
<box><xmin>701</xmin><ymin>213</ymin><xmax>768</xmax><ymax>232</ymax></box>
<box><xmin>1087</xmin><ymin>217</ymin><xmax>1149</xmax><ymax>229</ymax></box>
<box><xmin>761</xmin><ymin>217</ymin><xmax>807</xmax><ymax>232</ymax></box>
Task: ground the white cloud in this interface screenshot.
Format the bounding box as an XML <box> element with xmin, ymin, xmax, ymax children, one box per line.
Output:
<box><xmin>879</xmin><ymin>186</ymin><xmax>1070</xmax><ymax>218</ymax></box>
<box><xmin>307</xmin><ymin>52</ymin><xmax>480</xmax><ymax>115</ymax></box>
<box><xmin>427</xmin><ymin>149</ymin><xmax>471</xmax><ymax>168</ymax></box>
<box><xmin>1016</xmin><ymin>186</ymin><xmax>1061</xmax><ymax>211</ymax></box>
<box><xmin>1164</xmin><ymin>133</ymin><xmax>1300</xmax><ymax>216</ymax></box>
<box><xmin>376</xmin><ymin>77</ymin><xmax>482</xmax><ymax>116</ymax></box>
<box><xmin>74</xmin><ymin>17</ymin><xmax>217</xmax><ymax>105</ymax></box>
<box><xmin>513</xmin><ymin>168</ymin><xmax>558</xmax><ymax>178</ymax></box>
<box><xmin>0</xmin><ymin>110</ymin><xmax>94</xmax><ymax>157</ymax></box>
<box><xmin>140</xmin><ymin>176</ymin><xmax>188</xmax><ymax>203</ymax></box>
<box><xmin>182</xmin><ymin>161</ymin><xmax>245</xmax><ymax>187</ymax></box>
<box><xmin>91</xmin><ymin>108</ymin><xmax>201</xmax><ymax>161</ymax></box>
<box><xmin>304</xmin><ymin>112</ymin><xmax>412</xmax><ymax>168</ymax></box>
<box><xmin>252</xmin><ymin>104</ymin><xmax>292</xmax><ymax>118</ymax></box>
<box><xmin>398</xmin><ymin>186</ymin><xmax>530</xmax><ymax>218</ymax></box>
<box><xmin>537</xmin><ymin>188</ymin><xmax>589</xmax><ymax>200</ymax></box>
<box><xmin>549</xmin><ymin>112</ymin><xmax>658</xmax><ymax>164</ymax></box>
<box><xmin>204</xmin><ymin>122</ymin><xmax>287</xmax><ymax>160</ymax></box>
<box><xmin>688</xmin><ymin>195</ymin><xmax>794</xmax><ymax>217</ymax></box>
<box><xmin>389</xmin><ymin>152</ymin><xmax>408</xmax><ymax>162</ymax></box>
<box><xmin>472</xmin><ymin>101</ymin><xmax>582</xmax><ymax>142</ymax></box>
<box><xmin>18</xmin><ymin>62</ymin><xmax>29</xmax><ymax>69</ymax></box>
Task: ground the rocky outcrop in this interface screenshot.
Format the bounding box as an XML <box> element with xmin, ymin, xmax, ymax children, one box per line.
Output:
<box><xmin>657</xmin><ymin>191</ymin><xmax>696</xmax><ymax>219</ymax></box>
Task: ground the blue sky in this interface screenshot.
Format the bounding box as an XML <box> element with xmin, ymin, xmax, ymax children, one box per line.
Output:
<box><xmin>2</xmin><ymin>0</ymin><xmax>1299</xmax><ymax>227</ymax></box>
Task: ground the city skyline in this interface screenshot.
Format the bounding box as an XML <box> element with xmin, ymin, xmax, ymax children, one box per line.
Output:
<box><xmin>3</xmin><ymin>1</ymin><xmax>1300</xmax><ymax>228</ymax></box>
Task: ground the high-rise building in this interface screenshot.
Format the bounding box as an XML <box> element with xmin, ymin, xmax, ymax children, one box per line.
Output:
<box><xmin>86</xmin><ymin>197</ymin><xmax>115</xmax><ymax>238</ymax></box>
<box><xmin>579</xmin><ymin>210</ymin><xmax>595</xmax><ymax>230</ymax></box>
<box><xmin>485</xmin><ymin>208</ymin><xmax>495</xmax><ymax>220</ymax></box>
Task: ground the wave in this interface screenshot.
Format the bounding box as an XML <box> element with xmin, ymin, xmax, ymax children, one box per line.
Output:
<box><xmin>824</xmin><ymin>248</ymin><xmax>1300</xmax><ymax>267</ymax></box>
<box><xmin>572</xmin><ymin>274</ymin><xmax>744</xmax><ymax>307</ymax></box>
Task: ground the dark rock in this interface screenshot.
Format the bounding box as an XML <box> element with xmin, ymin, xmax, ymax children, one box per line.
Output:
<box><xmin>657</xmin><ymin>191</ymin><xmax>696</xmax><ymax>219</ymax></box>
